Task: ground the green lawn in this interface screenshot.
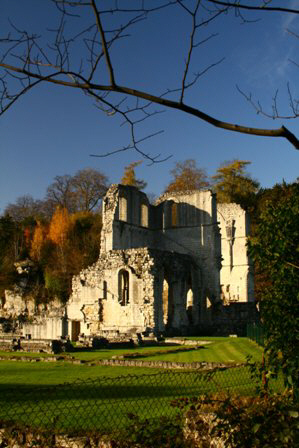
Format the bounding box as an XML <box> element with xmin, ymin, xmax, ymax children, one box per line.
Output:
<box><xmin>65</xmin><ymin>343</ymin><xmax>191</xmax><ymax>361</ymax></box>
<box><xmin>138</xmin><ymin>338</ymin><xmax>262</xmax><ymax>363</ymax></box>
<box><xmin>0</xmin><ymin>365</ymin><xmax>259</xmax><ymax>433</ymax></box>
<box><xmin>0</xmin><ymin>338</ymin><xmax>280</xmax><ymax>435</ymax></box>
<box><xmin>0</xmin><ymin>337</ymin><xmax>262</xmax><ymax>364</ymax></box>
<box><xmin>0</xmin><ymin>360</ymin><xmax>161</xmax><ymax>385</ymax></box>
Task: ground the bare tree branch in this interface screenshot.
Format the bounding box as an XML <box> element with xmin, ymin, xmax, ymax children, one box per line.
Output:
<box><xmin>1</xmin><ymin>60</ymin><xmax>299</xmax><ymax>149</ymax></box>
<box><xmin>90</xmin><ymin>0</ymin><xmax>116</xmax><ymax>86</ymax></box>
<box><xmin>207</xmin><ymin>0</ymin><xmax>299</xmax><ymax>15</ymax></box>
<box><xmin>1</xmin><ymin>0</ymin><xmax>299</xmax><ymax>160</ymax></box>
<box><xmin>179</xmin><ymin>0</ymin><xmax>201</xmax><ymax>103</ymax></box>
<box><xmin>236</xmin><ymin>84</ymin><xmax>299</xmax><ymax>120</ymax></box>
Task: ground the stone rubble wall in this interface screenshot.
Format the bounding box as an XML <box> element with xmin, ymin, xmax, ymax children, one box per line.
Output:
<box><xmin>69</xmin><ymin>248</ymin><xmax>158</xmax><ymax>336</ymax></box>
<box><xmin>69</xmin><ymin>247</ymin><xmax>197</xmax><ymax>338</ymax></box>
<box><xmin>217</xmin><ymin>203</ymin><xmax>254</xmax><ymax>303</ymax></box>
<box><xmin>0</xmin><ymin>338</ymin><xmax>61</xmax><ymax>353</ymax></box>
<box><xmin>0</xmin><ymin>353</ymin><xmax>243</xmax><ymax>371</ymax></box>
<box><xmin>0</xmin><ymin>291</ymin><xmax>66</xmax><ymax>340</ymax></box>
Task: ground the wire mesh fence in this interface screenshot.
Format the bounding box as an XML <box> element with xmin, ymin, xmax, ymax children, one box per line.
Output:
<box><xmin>0</xmin><ymin>365</ymin><xmax>284</xmax><ymax>447</ymax></box>
<box><xmin>247</xmin><ymin>322</ymin><xmax>265</xmax><ymax>347</ymax></box>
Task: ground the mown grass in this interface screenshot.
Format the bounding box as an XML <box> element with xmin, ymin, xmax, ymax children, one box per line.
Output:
<box><xmin>139</xmin><ymin>338</ymin><xmax>263</xmax><ymax>363</ymax></box>
<box><xmin>0</xmin><ymin>338</ymin><xmax>280</xmax><ymax>434</ymax></box>
<box><xmin>0</xmin><ymin>350</ymin><xmax>54</xmax><ymax>358</ymax></box>
<box><xmin>0</xmin><ymin>337</ymin><xmax>262</xmax><ymax>363</ymax></box>
<box><xmin>0</xmin><ymin>365</ymin><xmax>260</xmax><ymax>432</ymax></box>
<box><xmin>65</xmin><ymin>343</ymin><xmax>190</xmax><ymax>361</ymax></box>
<box><xmin>0</xmin><ymin>360</ymin><xmax>161</xmax><ymax>386</ymax></box>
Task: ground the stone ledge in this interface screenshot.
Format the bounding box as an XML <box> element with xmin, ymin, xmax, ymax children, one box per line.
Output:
<box><xmin>0</xmin><ymin>355</ymin><xmax>244</xmax><ymax>370</ymax></box>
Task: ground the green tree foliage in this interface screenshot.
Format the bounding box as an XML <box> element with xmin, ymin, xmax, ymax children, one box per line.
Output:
<box><xmin>248</xmin><ymin>182</ymin><xmax>299</xmax><ymax>391</ymax></box>
<box><xmin>212</xmin><ymin>160</ymin><xmax>259</xmax><ymax>210</ymax></box>
<box><xmin>164</xmin><ymin>159</ymin><xmax>210</xmax><ymax>193</ymax></box>
<box><xmin>120</xmin><ymin>161</ymin><xmax>147</xmax><ymax>190</ymax></box>
<box><xmin>69</xmin><ymin>212</ymin><xmax>102</xmax><ymax>268</ymax></box>
<box><xmin>44</xmin><ymin>270</ymin><xmax>70</xmax><ymax>303</ymax></box>
<box><xmin>251</xmin><ymin>183</ymin><xmax>294</xmax><ymax>301</ymax></box>
<box><xmin>0</xmin><ymin>216</ymin><xmax>18</xmax><ymax>298</ymax></box>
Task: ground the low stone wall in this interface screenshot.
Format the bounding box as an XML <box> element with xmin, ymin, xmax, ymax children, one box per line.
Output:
<box><xmin>0</xmin><ymin>420</ymin><xmax>225</xmax><ymax>448</ymax></box>
<box><xmin>0</xmin><ymin>354</ymin><xmax>242</xmax><ymax>370</ymax></box>
<box><xmin>93</xmin><ymin>358</ymin><xmax>241</xmax><ymax>370</ymax></box>
<box><xmin>0</xmin><ymin>337</ymin><xmax>70</xmax><ymax>354</ymax></box>
<box><xmin>212</xmin><ymin>302</ymin><xmax>258</xmax><ymax>336</ymax></box>
<box><xmin>0</xmin><ymin>428</ymin><xmax>112</xmax><ymax>448</ymax></box>
<box><xmin>164</xmin><ymin>338</ymin><xmax>208</xmax><ymax>346</ymax></box>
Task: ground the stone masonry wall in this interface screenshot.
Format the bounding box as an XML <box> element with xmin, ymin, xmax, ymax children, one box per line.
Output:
<box><xmin>217</xmin><ymin>203</ymin><xmax>254</xmax><ymax>303</ymax></box>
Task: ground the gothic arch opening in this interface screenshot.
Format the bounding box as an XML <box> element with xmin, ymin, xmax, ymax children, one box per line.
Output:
<box><xmin>141</xmin><ymin>203</ymin><xmax>148</xmax><ymax>227</ymax></box>
<box><xmin>118</xmin><ymin>269</ymin><xmax>129</xmax><ymax>306</ymax></box>
<box><xmin>186</xmin><ymin>274</ymin><xmax>194</xmax><ymax>324</ymax></box>
<box><xmin>119</xmin><ymin>196</ymin><xmax>127</xmax><ymax>222</ymax></box>
<box><xmin>162</xmin><ymin>278</ymin><xmax>169</xmax><ymax>326</ymax></box>
<box><xmin>162</xmin><ymin>275</ymin><xmax>174</xmax><ymax>329</ymax></box>
<box><xmin>171</xmin><ymin>202</ymin><xmax>178</xmax><ymax>227</ymax></box>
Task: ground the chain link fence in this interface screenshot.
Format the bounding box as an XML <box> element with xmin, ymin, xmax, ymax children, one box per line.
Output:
<box><xmin>0</xmin><ymin>365</ymin><xmax>284</xmax><ymax>447</ymax></box>
<box><xmin>247</xmin><ymin>322</ymin><xmax>265</xmax><ymax>347</ymax></box>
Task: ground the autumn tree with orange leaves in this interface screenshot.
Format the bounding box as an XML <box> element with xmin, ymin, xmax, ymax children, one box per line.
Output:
<box><xmin>165</xmin><ymin>159</ymin><xmax>210</xmax><ymax>193</ymax></box>
<box><xmin>30</xmin><ymin>222</ymin><xmax>47</xmax><ymax>262</ymax></box>
<box><xmin>48</xmin><ymin>208</ymin><xmax>71</xmax><ymax>248</ymax></box>
<box><xmin>121</xmin><ymin>161</ymin><xmax>147</xmax><ymax>190</ymax></box>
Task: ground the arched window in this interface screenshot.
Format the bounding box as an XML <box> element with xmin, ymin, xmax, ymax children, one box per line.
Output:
<box><xmin>118</xmin><ymin>270</ymin><xmax>129</xmax><ymax>306</ymax></box>
<box><xmin>186</xmin><ymin>288</ymin><xmax>194</xmax><ymax>309</ymax></box>
<box><xmin>141</xmin><ymin>203</ymin><xmax>148</xmax><ymax>227</ymax></box>
<box><xmin>103</xmin><ymin>281</ymin><xmax>107</xmax><ymax>300</ymax></box>
<box><xmin>119</xmin><ymin>196</ymin><xmax>127</xmax><ymax>221</ymax></box>
<box><xmin>186</xmin><ymin>274</ymin><xmax>193</xmax><ymax>324</ymax></box>
<box><xmin>162</xmin><ymin>278</ymin><xmax>169</xmax><ymax>326</ymax></box>
<box><xmin>171</xmin><ymin>203</ymin><xmax>178</xmax><ymax>227</ymax></box>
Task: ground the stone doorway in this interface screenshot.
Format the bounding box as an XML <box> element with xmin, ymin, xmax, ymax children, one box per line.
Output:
<box><xmin>71</xmin><ymin>320</ymin><xmax>81</xmax><ymax>341</ymax></box>
<box><xmin>186</xmin><ymin>274</ymin><xmax>194</xmax><ymax>324</ymax></box>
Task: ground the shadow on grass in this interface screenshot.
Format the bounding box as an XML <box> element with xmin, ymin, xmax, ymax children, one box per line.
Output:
<box><xmin>0</xmin><ymin>367</ymin><xmax>283</xmax><ymax>433</ymax></box>
<box><xmin>0</xmin><ymin>367</ymin><xmax>257</xmax><ymax>404</ymax></box>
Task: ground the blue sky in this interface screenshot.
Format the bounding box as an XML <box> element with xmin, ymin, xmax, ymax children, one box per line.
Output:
<box><xmin>1</xmin><ymin>0</ymin><xmax>299</xmax><ymax>213</ymax></box>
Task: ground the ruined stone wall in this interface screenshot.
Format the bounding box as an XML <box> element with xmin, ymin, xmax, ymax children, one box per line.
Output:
<box><xmin>217</xmin><ymin>203</ymin><xmax>254</xmax><ymax>303</ymax></box>
<box><xmin>68</xmin><ymin>247</ymin><xmax>198</xmax><ymax>338</ymax></box>
<box><xmin>1</xmin><ymin>291</ymin><xmax>66</xmax><ymax>340</ymax></box>
<box><xmin>69</xmin><ymin>187</ymin><xmax>257</xmax><ymax>338</ymax></box>
<box><xmin>212</xmin><ymin>302</ymin><xmax>258</xmax><ymax>336</ymax></box>
<box><xmin>21</xmin><ymin>318</ymin><xmax>66</xmax><ymax>340</ymax></box>
<box><xmin>101</xmin><ymin>186</ymin><xmax>221</xmax><ymax>304</ymax></box>
<box><xmin>155</xmin><ymin>190</ymin><xmax>221</xmax><ymax>305</ymax></box>
<box><xmin>69</xmin><ymin>248</ymin><xmax>158</xmax><ymax>338</ymax></box>
<box><xmin>1</xmin><ymin>185</ymin><xmax>255</xmax><ymax>342</ymax></box>
<box><xmin>101</xmin><ymin>185</ymin><xmax>156</xmax><ymax>253</ymax></box>
<box><xmin>1</xmin><ymin>290</ymin><xmax>30</xmax><ymax>317</ymax></box>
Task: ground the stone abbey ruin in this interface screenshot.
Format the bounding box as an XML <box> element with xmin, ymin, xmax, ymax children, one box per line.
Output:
<box><xmin>0</xmin><ymin>185</ymin><xmax>257</xmax><ymax>344</ymax></box>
